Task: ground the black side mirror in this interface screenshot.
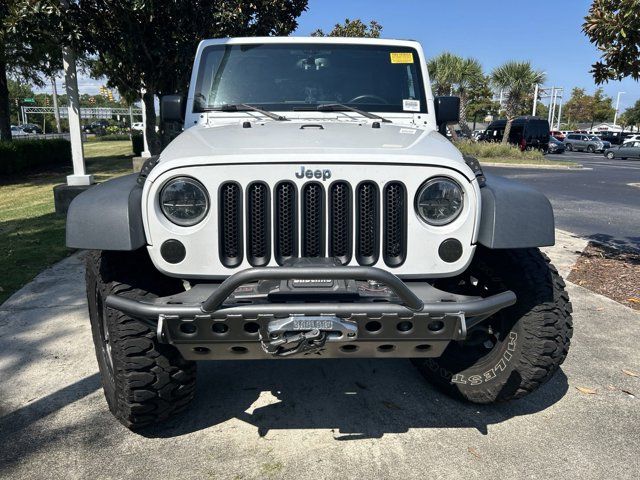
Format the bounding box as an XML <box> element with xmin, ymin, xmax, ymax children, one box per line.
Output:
<box><xmin>161</xmin><ymin>94</ymin><xmax>186</xmax><ymax>124</ymax></box>
<box><xmin>434</xmin><ymin>96</ymin><xmax>460</xmax><ymax>135</ymax></box>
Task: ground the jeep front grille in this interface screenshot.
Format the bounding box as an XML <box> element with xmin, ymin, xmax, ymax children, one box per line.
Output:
<box><xmin>218</xmin><ymin>181</ymin><xmax>407</xmax><ymax>268</ymax></box>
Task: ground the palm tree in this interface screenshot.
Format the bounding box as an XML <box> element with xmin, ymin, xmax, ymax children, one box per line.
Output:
<box><xmin>428</xmin><ymin>52</ymin><xmax>461</xmax><ymax>96</ymax></box>
<box><xmin>491</xmin><ymin>61</ymin><xmax>545</xmax><ymax>144</ymax></box>
<box><xmin>428</xmin><ymin>53</ymin><xmax>484</xmax><ymax>136</ymax></box>
<box><xmin>455</xmin><ymin>58</ymin><xmax>483</xmax><ymax>136</ymax></box>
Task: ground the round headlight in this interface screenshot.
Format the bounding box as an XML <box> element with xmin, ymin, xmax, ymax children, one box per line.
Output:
<box><xmin>415</xmin><ymin>177</ymin><xmax>464</xmax><ymax>226</ymax></box>
<box><xmin>160</xmin><ymin>177</ymin><xmax>209</xmax><ymax>226</ymax></box>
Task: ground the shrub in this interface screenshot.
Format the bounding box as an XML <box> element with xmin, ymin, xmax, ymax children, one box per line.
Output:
<box><xmin>0</xmin><ymin>139</ymin><xmax>71</xmax><ymax>175</ymax></box>
<box><xmin>454</xmin><ymin>139</ymin><xmax>544</xmax><ymax>160</ymax></box>
<box><xmin>95</xmin><ymin>133</ymin><xmax>131</xmax><ymax>141</ymax></box>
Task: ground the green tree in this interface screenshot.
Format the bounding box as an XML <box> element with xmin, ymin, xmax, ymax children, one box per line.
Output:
<box><xmin>428</xmin><ymin>53</ymin><xmax>485</xmax><ymax>135</ymax></box>
<box><xmin>311</xmin><ymin>18</ymin><xmax>382</xmax><ymax>38</ymax></box>
<box><xmin>465</xmin><ymin>75</ymin><xmax>500</xmax><ymax>125</ymax></box>
<box><xmin>7</xmin><ymin>78</ymin><xmax>34</xmax><ymax>124</ymax></box>
<box><xmin>0</xmin><ymin>1</ymin><xmax>62</xmax><ymax>140</ymax></box>
<box><xmin>561</xmin><ymin>87</ymin><xmax>615</xmax><ymax>128</ymax></box>
<box><xmin>66</xmin><ymin>0</ymin><xmax>309</xmax><ymax>154</ymax></box>
<box><xmin>490</xmin><ymin>61</ymin><xmax>545</xmax><ymax>144</ymax></box>
<box><xmin>583</xmin><ymin>0</ymin><xmax>640</xmax><ymax>83</ymax></box>
<box><xmin>620</xmin><ymin>99</ymin><xmax>640</xmax><ymax>129</ymax></box>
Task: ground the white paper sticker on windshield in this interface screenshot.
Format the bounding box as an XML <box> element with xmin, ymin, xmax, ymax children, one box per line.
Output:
<box><xmin>403</xmin><ymin>99</ymin><xmax>420</xmax><ymax>112</ymax></box>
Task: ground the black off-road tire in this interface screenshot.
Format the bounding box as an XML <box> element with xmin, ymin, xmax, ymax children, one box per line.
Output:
<box><xmin>413</xmin><ymin>247</ymin><xmax>572</xmax><ymax>404</ymax></box>
<box><xmin>86</xmin><ymin>249</ymin><xmax>196</xmax><ymax>429</ymax></box>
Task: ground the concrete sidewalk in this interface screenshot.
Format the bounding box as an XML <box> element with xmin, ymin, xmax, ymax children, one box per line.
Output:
<box><xmin>0</xmin><ymin>231</ymin><xmax>638</xmax><ymax>479</ymax></box>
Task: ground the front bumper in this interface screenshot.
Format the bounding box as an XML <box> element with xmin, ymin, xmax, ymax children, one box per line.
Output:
<box><xmin>105</xmin><ymin>264</ymin><xmax>516</xmax><ymax>360</ymax></box>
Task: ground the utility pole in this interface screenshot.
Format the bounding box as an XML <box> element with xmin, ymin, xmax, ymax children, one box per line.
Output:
<box><xmin>51</xmin><ymin>76</ymin><xmax>62</xmax><ymax>133</ymax></box>
<box><xmin>532</xmin><ymin>84</ymin><xmax>539</xmax><ymax>116</ymax></box>
<box><xmin>614</xmin><ymin>91</ymin><xmax>625</xmax><ymax>126</ymax></box>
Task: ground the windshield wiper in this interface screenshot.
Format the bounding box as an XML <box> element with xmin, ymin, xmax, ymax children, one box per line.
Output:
<box><xmin>216</xmin><ymin>103</ymin><xmax>288</xmax><ymax>121</ymax></box>
<box><xmin>316</xmin><ymin>103</ymin><xmax>391</xmax><ymax>123</ymax></box>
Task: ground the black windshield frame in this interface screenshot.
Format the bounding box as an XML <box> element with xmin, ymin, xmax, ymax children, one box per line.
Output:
<box><xmin>193</xmin><ymin>43</ymin><xmax>428</xmax><ymax>115</ymax></box>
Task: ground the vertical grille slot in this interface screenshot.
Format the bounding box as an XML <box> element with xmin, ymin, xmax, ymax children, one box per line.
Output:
<box><xmin>329</xmin><ymin>181</ymin><xmax>352</xmax><ymax>265</ymax></box>
<box><xmin>302</xmin><ymin>182</ymin><xmax>325</xmax><ymax>257</ymax></box>
<box><xmin>274</xmin><ymin>181</ymin><xmax>298</xmax><ymax>265</ymax></box>
<box><xmin>383</xmin><ymin>182</ymin><xmax>407</xmax><ymax>267</ymax></box>
<box><xmin>356</xmin><ymin>181</ymin><xmax>380</xmax><ymax>266</ymax></box>
<box><xmin>246</xmin><ymin>182</ymin><xmax>270</xmax><ymax>266</ymax></box>
<box><xmin>218</xmin><ymin>182</ymin><xmax>243</xmax><ymax>268</ymax></box>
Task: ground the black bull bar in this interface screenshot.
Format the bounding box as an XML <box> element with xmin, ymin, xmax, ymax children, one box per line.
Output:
<box><xmin>105</xmin><ymin>266</ymin><xmax>516</xmax><ymax>359</ymax></box>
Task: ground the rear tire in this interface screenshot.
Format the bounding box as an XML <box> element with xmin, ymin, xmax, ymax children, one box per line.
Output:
<box><xmin>86</xmin><ymin>250</ymin><xmax>196</xmax><ymax>429</ymax></box>
<box><xmin>606</xmin><ymin>152</ymin><xmax>615</xmax><ymax>159</ymax></box>
<box><xmin>413</xmin><ymin>247</ymin><xmax>572</xmax><ymax>404</ymax></box>
<box><xmin>566</xmin><ymin>143</ymin><xmax>573</xmax><ymax>151</ymax></box>
<box><xmin>587</xmin><ymin>145</ymin><xmax>595</xmax><ymax>153</ymax></box>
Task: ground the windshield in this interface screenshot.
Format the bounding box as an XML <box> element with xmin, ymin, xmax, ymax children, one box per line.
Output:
<box><xmin>193</xmin><ymin>43</ymin><xmax>427</xmax><ymax>114</ymax></box>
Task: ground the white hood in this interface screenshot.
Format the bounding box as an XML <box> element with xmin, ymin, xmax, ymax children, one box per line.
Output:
<box><xmin>152</xmin><ymin>121</ymin><xmax>473</xmax><ymax>182</ymax></box>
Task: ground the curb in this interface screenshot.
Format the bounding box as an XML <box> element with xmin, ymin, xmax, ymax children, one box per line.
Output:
<box><xmin>481</xmin><ymin>162</ymin><xmax>587</xmax><ymax>170</ymax></box>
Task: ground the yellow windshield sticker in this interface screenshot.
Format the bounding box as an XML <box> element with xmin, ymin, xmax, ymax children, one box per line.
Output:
<box><xmin>390</xmin><ymin>52</ymin><xmax>414</xmax><ymax>64</ymax></box>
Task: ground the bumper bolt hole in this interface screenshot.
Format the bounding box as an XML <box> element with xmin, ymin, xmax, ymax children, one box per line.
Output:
<box><xmin>415</xmin><ymin>344</ymin><xmax>431</xmax><ymax>351</ymax></box>
<box><xmin>244</xmin><ymin>322</ymin><xmax>260</xmax><ymax>334</ymax></box>
<box><xmin>397</xmin><ymin>321</ymin><xmax>413</xmax><ymax>332</ymax></box>
<box><xmin>365</xmin><ymin>321</ymin><xmax>382</xmax><ymax>333</ymax></box>
<box><xmin>230</xmin><ymin>346</ymin><xmax>248</xmax><ymax>354</ymax></box>
<box><xmin>192</xmin><ymin>347</ymin><xmax>210</xmax><ymax>355</ymax></box>
<box><xmin>212</xmin><ymin>323</ymin><xmax>229</xmax><ymax>334</ymax></box>
<box><xmin>340</xmin><ymin>345</ymin><xmax>359</xmax><ymax>353</ymax></box>
<box><xmin>428</xmin><ymin>320</ymin><xmax>445</xmax><ymax>332</ymax></box>
<box><xmin>180</xmin><ymin>323</ymin><xmax>197</xmax><ymax>334</ymax></box>
<box><xmin>377</xmin><ymin>344</ymin><xmax>395</xmax><ymax>353</ymax></box>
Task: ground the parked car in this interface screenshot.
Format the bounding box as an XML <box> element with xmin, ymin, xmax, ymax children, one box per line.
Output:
<box><xmin>563</xmin><ymin>133</ymin><xmax>606</xmax><ymax>153</ymax></box>
<box><xmin>483</xmin><ymin>116</ymin><xmax>550</xmax><ymax>151</ymax></box>
<box><xmin>131</xmin><ymin>122</ymin><xmax>144</xmax><ymax>132</ymax></box>
<box><xmin>622</xmin><ymin>134</ymin><xmax>640</xmax><ymax>145</ymax></box>
<box><xmin>550</xmin><ymin>130</ymin><xmax>565</xmax><ymax>141</ymax></box>
<box><xmin>589</xmin><ymin>135</ymin><xmax>610</xmax><ymax>150</ymax></box>
<box><xmin>598</xmin><ymin>131</ymin><xmax>626</xmax><ymax>145</ymax></box>
<box><xmin>83</xmin><ymin>119</ymin><xmax>110</xmax><ymax>134</ymax></box>
<box><xmin>548</xmin><ymin>136</ymin><xmax>566</xmax><ymax>154</ymax></box>
<box><xmin>19</xmin><ymin>123</ymin><xmax>43</xmax><ymax>134</ymax></box>
<box><xmin>10</xmin><ymin>125</ymin><xmax>29</xmax><ymax>137</ymax></box>
<box><xmin>604</xmin><ymin>141</ymin><xmax>640</xmax><ymax>159</ymax></box>
<box><xmin>560</xmin><ymin>130</ymin><xmax>572</xmax><ymax>137</ymax></box>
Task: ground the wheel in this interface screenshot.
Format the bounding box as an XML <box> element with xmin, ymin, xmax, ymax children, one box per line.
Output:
<box><xmin>86</xmin><ymin>249</ymin><xmax>196</xmax><ymax>429</ymax></box>
<box><xmin>606</xmin><ymin>152</ymin><xmax>615</xmax><ymax>159</ymax></box>
<box><xmin>413</xmin><ymin>247</ymin><xmax>572</xmax><ymax>404</ymax></box>
<box><xmin>566</xmin><ymin>143</ymin><xmax>573</xmax><ymax>151</ymax></box>
<box><xmin>587</xmin><ymin>145</ymin><xmax>595</xmax><ymax>153</ymax></box>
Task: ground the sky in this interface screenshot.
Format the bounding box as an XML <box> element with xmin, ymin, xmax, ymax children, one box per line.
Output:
<box><xmin>45</xmin><ymin>0</ymin><xmax>639</xmax><ymax>113</ymax></box>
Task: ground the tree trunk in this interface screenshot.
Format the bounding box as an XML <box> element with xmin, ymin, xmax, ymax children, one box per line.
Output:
<box><xmin>0</xmin><ymin>59</ymin><xmax>12</xmax><ymax>141</ymax></box>
<box><xmin>502</xmin><ymin>118</ymin><xmax>513</xmax><ymax>145</ymax></box>
<box><xmin>143</xmin><ymin>90</ymin><xmax>161</xmax><ymax>155</ymax></box>
<box><xmin>458</xmin><ymin>93</ymin><xmax>472</xmax><ymax>137</ymax></box>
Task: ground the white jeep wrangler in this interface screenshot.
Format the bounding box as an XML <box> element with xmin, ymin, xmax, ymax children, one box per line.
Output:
<box><xmin>67</xmin><ymin>37</ymin><xmax>572</xmax><ymax>429</ymax></box>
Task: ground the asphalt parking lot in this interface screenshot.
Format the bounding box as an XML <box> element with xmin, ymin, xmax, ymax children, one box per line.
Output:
<box><xmin>486</xmin><ymin>151</ymin><xmax>640</xmax><ymax>249</ymax></box>
<box><xmin>0</xmin><ymin>232</ymin><xmax>638</xmax><ymax>480</ymax></box>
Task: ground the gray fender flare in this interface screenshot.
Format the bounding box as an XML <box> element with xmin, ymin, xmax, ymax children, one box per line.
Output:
<box><xmin>477</xmin><ymin>173</ymin><xmax>555</xmax><ymax>249</ymax></box>
<box><xmin>66</xmin><ymin>174</ymin><xmax>146</xmax><ymax>251</ymax></box>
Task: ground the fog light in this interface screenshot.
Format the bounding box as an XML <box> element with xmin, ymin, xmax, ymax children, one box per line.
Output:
<box><xmin>161</xmin><ymin>239</ymin><xmax>186</xmax><ymax>263</ymax></box>
<box><xmin>438</xmin><ymin>238</ymin><xmax>462</xmax><ymax>263</ymax></box>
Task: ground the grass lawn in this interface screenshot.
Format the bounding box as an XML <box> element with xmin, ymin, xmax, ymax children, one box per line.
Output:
<box><xmin>0</xmin><ymin>140</ymin><xmax>133</xmax><ymax>304</ymax></box>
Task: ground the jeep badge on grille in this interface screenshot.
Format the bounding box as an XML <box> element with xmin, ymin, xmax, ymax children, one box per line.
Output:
<box><xmin>295</xmin><ymin>166</ymin><xmax>332</xmax><ymax>181</ymax></box>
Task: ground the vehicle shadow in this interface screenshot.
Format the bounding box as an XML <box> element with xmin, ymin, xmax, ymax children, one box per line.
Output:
<box><xmin>586</xmin><ymin>233</ymin><xmax>640</xmax><ymax>251</ymax></box>
<box><xmin>142</xmin><ymin>359</ymin><xmax>569</xmax><ymax>440</ymax></box>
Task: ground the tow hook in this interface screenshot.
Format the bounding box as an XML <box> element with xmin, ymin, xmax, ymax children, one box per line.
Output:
<box><xmin>261</xmin><ymin>315</ymin><xmax>358</xmax><ymax>357</ymax></box>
